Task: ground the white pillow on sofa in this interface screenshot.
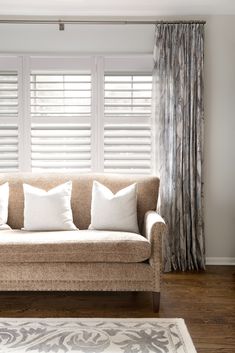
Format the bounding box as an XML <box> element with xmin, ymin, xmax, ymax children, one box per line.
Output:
<box><xmin>0</xmin><ymin>182</ymin><xmax>9</xmax><ymax>226</ymax></box>
<box><xmin>89</xmin><ymin>181</ymin><xmax>139</xmax><ymax>234</ymax></box>
<box><xmin>23</xmin><ymin>181</ymin><xmax>77</xmax><ymax>231</ymax></box>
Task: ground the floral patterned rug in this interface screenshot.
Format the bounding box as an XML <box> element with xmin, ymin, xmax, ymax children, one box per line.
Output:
<box><xmin>0</xmin><ymin>318</ymin><xmax>197</xmax><ymax>353</ymax></box>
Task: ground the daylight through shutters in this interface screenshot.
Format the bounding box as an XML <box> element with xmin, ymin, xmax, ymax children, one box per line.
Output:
<box><xmin>0</xmin><ymin>57</ymin><xmax>154</xmax><ymax>175</ymax></box>
<box><xmin>30</xmin><ymin>73</ymin><xmax>92</xmax><ymax>171</ymax></box>
<box><xmin>104</xmin><ymin>74</ymin><xmax>152</xmax><ymax>174</ymax></box>
<box><xmin>0</xmin><ymin>72</ymin><xmax>19</xmax><ymax>172</ymax></box>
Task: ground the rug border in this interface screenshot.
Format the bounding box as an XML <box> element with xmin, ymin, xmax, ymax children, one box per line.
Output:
<box><xmin>0</xmin><ymin>318</ymin><xmax>197</xmax><ymax>353</ymax></box>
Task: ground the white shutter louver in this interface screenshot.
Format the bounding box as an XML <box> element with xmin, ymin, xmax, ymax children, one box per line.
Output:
<box><xmin>0</xmin><ymin>72</ymin><xmax>19</xmax><ymax>172</ymax></box>
<box><xmin>104</xmin><ymin>74</ymin><xmax>152</xmax><ymax>174</ymax></box>
<box><xmin>31</xmin><ymin>123</ymin><xmax>91</xmax><ymax>171</ymax></box>
<box><xmin>30</xmin><ymin>73</ymin><xmax>91</xmax><ymax>172</ymax></box>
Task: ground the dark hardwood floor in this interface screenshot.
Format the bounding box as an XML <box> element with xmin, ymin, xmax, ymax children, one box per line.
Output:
<box><xmin>0</xmin><ymin>265</ymin><xmax>234</xmax><ymax>353</ymax></box>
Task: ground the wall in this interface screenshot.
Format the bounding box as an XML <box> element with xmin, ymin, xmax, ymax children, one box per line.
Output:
<box><xmin>204</xmin><ymin>16</ymin><xmax>235</xmax><ymax>264</ymax></box>
<box><xmin>0</xmin><ymin>24</ymin><xmax>154</xmax><ymax>53</ymax></box>
<box><xmin>0</xmin><ymin>16</ymin><xmax>234</xmax><ymax>263</ymax></box>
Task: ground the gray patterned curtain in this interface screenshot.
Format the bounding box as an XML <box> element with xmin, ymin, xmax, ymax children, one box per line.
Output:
<box><xmin>153</xmin><ymin>23</ymin><xmax>205</xmax><ymax>271</ymax></box>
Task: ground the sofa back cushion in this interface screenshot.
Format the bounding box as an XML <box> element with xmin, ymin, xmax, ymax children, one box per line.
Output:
<box><xmin>0</xmin><ymin>173</ymin><xmax>159</xmax><ymax>232</ymax></box>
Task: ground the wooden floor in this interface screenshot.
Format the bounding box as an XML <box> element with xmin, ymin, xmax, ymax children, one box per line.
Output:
<box><xmin>0</xmin><ymin>265</ymin><xmax>234</xmax><ymax>353</ymax></box>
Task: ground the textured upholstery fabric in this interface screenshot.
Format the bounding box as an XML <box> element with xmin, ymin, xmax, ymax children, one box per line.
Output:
<box><xmin>143</xmin><ymin>211</ymin><xmax>167</xmax><ymax>292</ymax></box>
<box><xmin>0</xmin><ymin>262</ymin><xmax>152</xmax><ymax>281</ymax></box>
<box><xmin>0</xmin><ymin>173</ymin><xmax>165</xmax><ymax>296</ymax></box>
<box><xmin>0</xmin><ymin>281</ymin><xmax>154</xmax><ymax>291</ymax></box>
<box><xmin>0</xmin><ymin>263</ymin><xmax>153</xmax><ymax>291</ymax></box>
<box><xmin>0</xmin><ymin>229</ymin><xmax>150</xmax><ymax>263</ymax></box>
<box><xmin>0</xmin><ymin>173</ymin><xmax>159</xmax><ymax>231</ymax></box>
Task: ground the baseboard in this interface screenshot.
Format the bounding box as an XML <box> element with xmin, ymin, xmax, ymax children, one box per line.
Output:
<box><xmin>206</xmin><ymin>257</ymin><xmax>235</xmax><ymax>265</ymax></box>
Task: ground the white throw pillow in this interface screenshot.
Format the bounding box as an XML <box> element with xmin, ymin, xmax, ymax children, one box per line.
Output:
<box><xmin>23</xmin><ymin>181</ymin><xmax>77</xmax><ymax>231</ymax></box>
<box><xmin>89</xmin><ymin>181</ymin><xmax>139</xmax><ymax>234</ymax></box>
<box><xmin>0</xmin><ymin>182</ymin><xmax>9</xmax><ymax>226</ymax></box>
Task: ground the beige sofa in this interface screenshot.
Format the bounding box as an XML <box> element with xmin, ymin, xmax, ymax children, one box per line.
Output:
<box><xmin>0</xmin><ymin>173</ymin><xmax>166</xmax><ymax>312</ymax></box>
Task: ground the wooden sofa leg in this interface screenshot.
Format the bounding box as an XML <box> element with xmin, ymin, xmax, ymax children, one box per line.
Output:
<box><xmin>152</xmin><ymin>292</ymin><xmax>160</xmax><ymax>312</ymax></box>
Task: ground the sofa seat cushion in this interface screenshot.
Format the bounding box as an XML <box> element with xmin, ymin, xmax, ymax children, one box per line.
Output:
<box><xmin>0</xmin><ymin>229</ymin><xmax>151</xmax><ymax>263</ymax></box>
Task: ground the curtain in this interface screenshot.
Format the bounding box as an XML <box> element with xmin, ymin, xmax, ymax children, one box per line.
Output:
<box><xmin>153</xmin><ymin>23</ymin><xmax>205</xmax><ymax>271</ymax></box>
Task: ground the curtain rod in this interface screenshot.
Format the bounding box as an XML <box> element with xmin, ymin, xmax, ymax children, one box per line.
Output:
<box><xmin>0</xmin><ymin>19</ymin><xmax>206</xmax><ymax>25</ymax></box>
<box><xmin>0</xmin><ymin>19</ymin><xmax>206</xmax><ymax>30</ymax></box>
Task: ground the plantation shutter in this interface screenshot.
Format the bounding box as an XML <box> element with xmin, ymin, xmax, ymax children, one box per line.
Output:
<box><xmin>30</xmin><ymin>73</ymin><xmax>92</xmax><ymax>172</ymax></box>
<box><xmin>0</xmin><ymin>72</ymin><xmax>19</xmax><ymax>172</ymax></box>
<box><xmin>104</xmin><ymin>74</ymin><xmax>152</xmax><ymax>174</ymax></box>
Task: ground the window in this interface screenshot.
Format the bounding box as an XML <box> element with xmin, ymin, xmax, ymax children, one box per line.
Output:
<box><xmin>0</xmin><ymin>55</ymin><xmax>154</xmax><ymax>174</ymax></box>
<box><xmin>104</xmin><ymin>74</ymin><xmax>152</xmax><ymax>174</ymax></box>
<box><xmin>0</xmin><ymin>72</ymin><xmax>19</xmax><ymax>172</ymax></box>
<box><xmin>30</xmin><ymin>73</ymin><xmax>92</xmax><ymax>171</ymax></box>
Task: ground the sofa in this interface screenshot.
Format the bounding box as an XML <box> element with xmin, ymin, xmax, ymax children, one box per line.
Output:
<box><xmin>0</xmin><ymin>173</ymin><xmax>166</xmax><ymax>312</ymax></box>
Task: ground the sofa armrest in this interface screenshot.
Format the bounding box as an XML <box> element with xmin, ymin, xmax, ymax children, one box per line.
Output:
<box><xmin>143</xmin><ymin>211</ymin><xmax>167</xmax><ymax>291</ymax></box>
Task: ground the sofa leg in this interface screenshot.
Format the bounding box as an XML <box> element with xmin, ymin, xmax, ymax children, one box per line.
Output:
<box><xmin>152</xmin><ymin>292</ymin><xmax>160</xmax><ymax>312</ymax></box>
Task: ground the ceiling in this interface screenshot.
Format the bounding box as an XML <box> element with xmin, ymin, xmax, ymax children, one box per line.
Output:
<box><xmin>0</xmin><ymin>0</ymin><xmax>234</xmax><ymax>16</ymax></box>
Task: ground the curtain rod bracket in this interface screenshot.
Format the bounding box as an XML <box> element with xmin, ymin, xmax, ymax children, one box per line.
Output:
<box><xmin>59</xmin><ymin>21</ymin><xmax>64</xmax><ymax>31</ymax></box>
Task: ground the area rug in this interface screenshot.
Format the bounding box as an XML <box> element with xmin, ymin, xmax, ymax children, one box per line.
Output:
<box><xmin>0</xmin><ymin>318</ymin><xmax>197</xmax><ymax>353</ymax></box>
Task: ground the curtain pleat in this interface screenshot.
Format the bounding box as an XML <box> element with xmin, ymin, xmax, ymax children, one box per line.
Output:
<box><xmin>153</xmin><ymin>23</ymin><xmax>205</xmax><ymax>271</ymax></box>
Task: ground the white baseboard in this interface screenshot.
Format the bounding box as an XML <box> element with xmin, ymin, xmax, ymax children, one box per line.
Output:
<box><xmin>206</xmin><ymin>257</ymin><xmax>235</xmax><ymax>265</ymax></box>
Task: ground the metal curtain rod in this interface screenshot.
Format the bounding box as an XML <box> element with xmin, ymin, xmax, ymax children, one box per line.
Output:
<box><xmin>0</xmin><ymin>19</ymin><xmax>206</xmax><ymax>31</ymax></box>
<box><xmin>0</xmin><ymin>19</ymin><xmax>206</xmax><ymax>25</ymax></box>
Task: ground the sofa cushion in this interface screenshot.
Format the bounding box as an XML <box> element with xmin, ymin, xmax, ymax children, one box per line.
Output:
<box><xmin>23</xmin><ymin>181</ymin><xmax>76</xmax><ymax>231</ymax></box>
<box><xmin>0</xmin><ymin>182</ymin><xmax>9</xmax><ymax>225</ymax></box>
<box><xmin>0</xmin><ymin>230</ymin><xmax>151</xmax><ymax>263</ymax></box>
<box><xmin>89</xmin><ymin>181</ymin><xmax>139</xmax><ymax>233</ymax></box>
